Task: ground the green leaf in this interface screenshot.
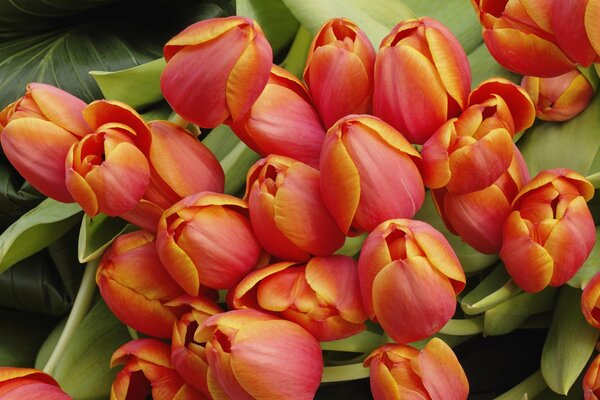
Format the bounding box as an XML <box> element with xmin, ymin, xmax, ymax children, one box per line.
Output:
<box><xmin>90</xmin><ymin>58</ymin><xmax>166</xmax><ymax>109</ymax></box>
<box><xmin>78</xmin><ymin>214</ymin><xmax>133</xmax><ymax>263</ymax></box>
<box><xmin>568</xmin><ymin>229</ymin><xmax>600</xmax><ymax>288</ymax></box>
<box><xmin>461</xmin><ymin>265</ymin><xmax>522</xmax><ymax>315</ymax></box>
<box><xmin>280</xmin><ymin>0</ymin><xmax>415</xmax><ymax>47</ymax></box>
<box><xmin>0</xmin><ymin>157</ymin><xmax>44</xmax><ymax>231</ymax></box>
<box><xmin>541</xmin><ymin>285</ymin><xmax>600</xmax><ymax>395</ymax></box>
<box><xmin>0</xmin><ymin>199</ymin><xmax>81</xmax><ymax>273</ymax></box>
<box><xmin>468</xmin><ymin>42</ymin><xmax>520</xmax><ymax>88</ymax></box>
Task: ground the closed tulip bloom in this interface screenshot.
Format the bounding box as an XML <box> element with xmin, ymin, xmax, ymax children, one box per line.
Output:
<box><xmin>500</xmin><ymin>169</ymin><xmax>595</xmax><ymax>293</ymax></box>
<box><xmin>245</xmin><ymin>155</ymin><xmax>345</xmax><ymax>260</ymax></box>
<box><xmin>111</xmin><ymin>339</ymin><xmax>207</xmax><ymax>400</ymax></box>
<box><xmin>156</xmin><ymin>192</ymin><xmax>262</xmax><ymax>293</ymax></box>
<box><xmin>320</xmin><ymin>115</ymin><xmax>424</xmax><ymax>234</ymax></box>
<box><xmin>584</xmin><ymin>354</ymin><xmax>600</xmax><ymax>400</ymax></box>
<box><xmin>586</xmin><ymin>0</ymin><xmax>600</xmax><ymax>59</ymax></box>
<box><xmin>471</xmin><ymin>0</ymin><xmax>575</xmax><ymax>77</ymax></box>
<box><xmin>195</xmin><ymin>309</ymin><xmax>323</xmax><ymax>399</ymax></box>
<box><xmin>364</xmin><ymin>339</ymin><xmax>469</xmax><ymax>400</ymax></box>
<box><xmin>358</xmin><ymin>219</ymin><xmax>466</xmax><ymax>343</ymax></box>
<box><xmin>232</xmin><ymin>255</ymin><xmax>367</xmax><ymax>341</ymax></box>
<box><xmin>0</xmin><ymin>368</ymin><xmax>71</xmax><ymax>399</ymax></box>
<box><xmin>582</xmin><ymin>272</ymin><xmax>600</xmax><ymax>329</ymax></box>
<box><xmin>303</xmin><ymin>18</ymin><xmax>376</xmax><ymax>128</ymax></box>
<box><xmin>551</xmin><ymin>0</ymin><xmax>600</xmax><ymax>66</ymax></box>
<box><xmin>521</xmin><ymin>70</ymin><xmax>594</xmax><ymax>121</ymax></box>
<box><xmin>161</xmin><ymin>16</ymin><xmax>272</xmax><ymax>128</ymax></box>
<box><xmin>432</xmin><ymin>146</ymin><xmax>530</xmax><ymax>254</ymax></box>
<box><xmin>1</xmin><ymin>83</ymin><xmax>90</xmax><ymax>202</ymax></box>
<box><xmin>373</xmin><ymin>17</ymin><xmax>471</xmax><ymax>144</ymax></box>
<box><xmin>231</xmin><ymin>65</ymin><xmax>326</xmax><ymax>168</ymax></box>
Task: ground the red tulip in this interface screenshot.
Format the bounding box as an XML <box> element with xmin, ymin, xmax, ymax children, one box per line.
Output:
<box><xmin>0</xmin><ymin>368</ymin><xmax>70</xmax><ymax>399</ymax></box>
<box><xmin>320</xmin><ymin>115</ymin><xmax>424</xmax><ymax>234</ymax></box>
<box><xmin>161</xmin><ymin>16</ymin><xmax>272</xmax><ymax>128</ymax></box>
<box><xmin>584</xmin><ymin>353</ymin><xmax>600</xmax><ymax>400</ymax></box>
<box><xmin>358</xmin><ymin>219</ymin><xmax>466</xmax><ymax>343</ymax></box>
<box><xmin>195</xmin><ymin>309</ymin><xmax>323</xmax><ymax>399</ymax></box>
<box><xmin>551</xmin><ymin>0</ymin><xmax>600</xmax><ymax>66</ymax></box>
<box><xmin>364</xmin><ymin>339</ymin><xmax>469</xmax><ymax>400</ymax></box>
<box><xmin>373</xmin><ymin>17</ymin><xmax>471</xmax><ymax>144</ymax></box>
<box><xmin>230</xmin><ymin>65</ymin><xmax>326</xmax><ymax>168</ymax></box>
<box><xmin>303</xmin><ymin>18</ymin><xmax>376</xmax><ymax>128</ymax></box>
<box><xmin>500</xmin><ymin>169</ymin><xmax>595</xmax><ymax>293</ymax></box>
<box><xmin>582</xmin><ymin>272</ymin><xmax>600</xmax><ymax>330</ymax></box>
<box><xmin>521</xmin><ymin>69</ymin><xmax>594</xmax><ymax>121</ymax></box>
<box><xmin>244</xmin><ymin>155</ymin><xmax>345</xmax><ymax>260</ymax></box>
<box><xmin>232</xmin><ymin>255</ymin><xmax>367</xmax><ymax>341</ymax></box>
<box><xmin>156</xmin><ymin>192</ymin><xmax>263</xmax><ymax>293</ymax></box>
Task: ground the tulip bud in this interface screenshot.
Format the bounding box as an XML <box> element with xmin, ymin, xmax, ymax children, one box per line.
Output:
<box><xmin>244</xmin><ymin>155</ymin><xmax>345</xmax><ymax>260</ymax></box>
<box><xmin>373</xmin><ymin>17</ymin><xmax>471</xmax><ymax>144</ymax></box>
<box><xmin>320</xmin><ymin>115</ymin><xmax>424</xmax><ymax>234</ymax></box>
<box><xmin>432</xmin><ymin>146</ymin><xmax>530</xmax><ymax>254</ymax></box>
<box><xmin>364</xmin><ymin>339</ymin><xmax>469</xmax><ymax>400</ymax></box>
<box><xmin>500</xmin><ymin>169</ymin><xmax>595</xmax><ymax>293</ymax></box>
<box><xmin>358</xmin><ymin>219</ymin><xmax>466</xmax><ymax>343</ymax></box>
<box><xmin>521</xmin><ymin>70</ymin><xmax>594</xmax><ymax>121</ymax></box>
<box><xmin>195</xmin><ymin>309</ymin><xmax>323</xmax><ymax>399</ymax></box>
<box><xmin>586</xmin><ymin>0</ymin><xmax>600</xmax><ymax>60</ymax></box>
<box><xmin>0</xmin><ymin>367</ymin><xmax>71</xmax><ymax>399</ymax></box>
<box><xmin>230</xmin><ymin>65</ymin><xmax>326</xmax><ymax>169</ymax></box>
<box><xmin>232</xmin><ymin>255</ymin><xmax>367</xmax><ymax>341</ymax></box>
<box><xmin>471</xmin><ymin>0</ymin><xmax>575</xmax><ymax>77</ymax></box>
<box><xmin>0</xmin><ymin>83</ymin><xmax>91</xmax><ymax>202</ymax></box>
<box><xmin>551</xmin><ymin>0</ymin><xmax>600</xmax><ymax>67</ymax></box>
<box><xmin>156</xmin><ymin>192</ymin><xmax>263</xmax><ymax>293</ymax></box>
<box><xmin>581</xmin><ymin>272</ymin><xmax>600</xmax><ymax>329</ymax></box>
<box><xmin>303</xmin><ymin>18</ymin><xmax>376</xmax><ymax>128</ymax></box>
<box><xmin>584</xmin><ymin>353</ymin><xmax>600</xmax><ymax>400</ymax></box>
<box><xmin>161</xmin><ymin>16</ymin><xmax>273</xmax><ymax>128</ymax></box>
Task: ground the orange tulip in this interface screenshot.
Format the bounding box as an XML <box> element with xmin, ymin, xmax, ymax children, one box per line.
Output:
<box><xmin>0</xmin><ymin>368</ymin><xmax>71</xmax><ymax>399</ymax></box>
<box><xmin>551</xmin><ymin>0</ymin><xmax>600</xmax><ymax>66</ymax></box>
<box><xmin>303</xmin><ymin>18</ymin><xmax>376</xmax><ymax>128</ymax></box>
<box><xmin>195</xmin><ymin>309</ymin><xmax>323</xmax><ymax>399</ymax></box>
<box><xmin>320</xmin><ymin>115</ymin><xmax>424</xmax><ymax>234</ymax></box>
<box><xmin>364</xmin><ymin>339</ymin><xmax>469</xmax><ymax>400</ymax></box>
<box><xmin>244</xmin><ymin>155</ymin><xmax>345</xmax><ymax>260</ymax></box>
<box><xmin>501</xmin><ymin>169</ymin><xmax>595</xmax><ymax>293</ymax></box>
<box><xmin>584</xmin><ymin>353</ymin><xmax>600</xmax><ymax>400</ymax></box>
<box><xmin>358</xmin><ymin>219</ymin><xmax>466</xmax><ymax>343</ymax></box>
<box><xmin>582</xmin><ymin>272</ymin><xmax>600</xmax><ymax>329</ymax></box>
<box><xmin>587</xmin><ymin>0</ymin><xmax>600</xmax><ymax>60</ymax></box>
<box><xmin>230</xmin><ymin>65</ymin><xmax>326</xmax><ymax>168</ymax></box>
<box><xmin>156</xmin><ymin>192</ymin><xmax>263</xmax><ymax>293</ymax></box>
<box><xmin>373</xmin><ymin>17</ymin><xmax>471</xmax><ymax>144</ymax></box>
<box><xmin>161</xmin><ymin>16</ymin><xmax>272</xmax><ymax>128</ymax></box>
<box><xmin>232</xmin><ymin>255</ymin><xmax>367</xmax><ymax>341</ymax></box>
<box><xmin>521</xmin><ymin>69</ymin><xmax>594</xmax><ymax>121</ymax></box>
<box><xmin>0</xmin><ymin>83</ymin><xmax>90</xmax><ymax>202</ymax></box>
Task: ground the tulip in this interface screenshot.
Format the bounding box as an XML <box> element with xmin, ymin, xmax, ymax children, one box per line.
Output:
<box><xmin>551</xmin><ymin>0</ymin><xmax>600</xmax><ymax>67</ymax></box>
<box><xmin>364</xmin><ymin>338</ymin><xmax>469</xmax><ymax>400</ymax></box>
<box><xmin>156</xmin><ymin>192</ymin><xmax>262</xmax><ymax>293</ymax></box>
<box><xmin>244</xmin><ymin>155</ymin><xmax>345</xmax><ymax>260</ymax></box>
<box><xmin>587</xmin><ymin>0</ymin><xmax>600</xmax><ymax>59</ymax></box>
<box><xmin>584</xmin><ymin>353</ymin><xmax>600</xmax><ymax>400</ymax></box>
<box><xmin>373</xmin><ymin>17</ymin><xmax>471</xmax><ymax>144</ymax></box>
<box><xmin>582</xmin><ymin>271</ymin><xmax>600</xmax><ymax>330</ymax></box>
<box><xmin>110</xmin><ymin>339</ymin><xmax>206</xmax><ymax>400</ymax></box>
<box><xmin>161</xmin><ymin>16</ymin><xmax>272</xmax><ymax>128</ymax></box>
<box><xmin>431</xmin><ymin>146</ymin><xmax>530</xmax><ymax>254</ymax></box>
<box><xmin>358</xmin><ymin>219</ymin><xmax>466</xmax><ymax>343</ymax></box>
<box><xmin>230</xmin><ymin>65</ymin><xmax>326</xmax><ymax>168</ymax></box>
<box><xmin>303</xmin><ymin>18</ymin><xmax>376</xmax><ymax>128</ymax></box>
<box><xmin>0</xmin><ymin>368</ymin><xmax>71</xmax><ymax>399</ymax></box>
<box><xmin>0</xmin><ymin>83</ymin><xmax>90</xmax><ymax>202</ymax></box>
<box><xmin>500</xmin><ymin>169</ymin><xmax>595</xmax><ymax>293</ymax></box>
<box><xmin>471</xmin><ymin>0</ymin><xmax>575</xmax><ymax>77</ymax></box>
<box><xmin>122</xmin><ymin>120</ymin><xmax>225</xmax><ymax>232</ymax></box>
<box><xmin>521</xmin><ymin>70</ymin><xmax>594</xmax><ymax>121</ymax></box>
<box><xmin>320</xmin><ymin>115</ymin><xmax>424</xmax><ymax>234</ymax></box>
<box><xmin>232</xmin><ymin>255</ymin><xmax>367</xmax><ymax>341</ymax></box>
<box><xmin>195</xmin><ymin>309</ymin><xmax>323</xmax><ymax>399</ymax></box>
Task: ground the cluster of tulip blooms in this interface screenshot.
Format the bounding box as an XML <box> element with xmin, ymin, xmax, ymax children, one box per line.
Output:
<box><xmin>1</xmin><ymin>0</ymin><xmax>600</xmax><ymax>398</ymax></box>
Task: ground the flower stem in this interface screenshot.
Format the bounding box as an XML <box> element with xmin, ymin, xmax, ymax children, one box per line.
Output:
<box><xmin>322</xmin><ymin>362</ymin><xmax>370</xmax><ymax>383</ymax></box>
<box><xmin>320</xmin><ymin>330</ymin><xmax>385</xmax><ymax>353</ymax></box>
<box><xmin>495</xmin><ymin>370</ymin><xmax>547</xmax><ymax>400</ymax></box>
<box><xmin>43</xmin><ymin>258</ymin><xmax>99</xmax><ymax>375</ymax></box>
<box><xmin>438</xmin><ymin>316</ymin><xmax>485</xmax><ymax>336</ymax></box>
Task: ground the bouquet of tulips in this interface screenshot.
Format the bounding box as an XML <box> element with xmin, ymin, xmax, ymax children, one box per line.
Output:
<box><xmin>1</xmin><ymin>0</ymin><xmax>600</xmax><ymax>399</ymax></box>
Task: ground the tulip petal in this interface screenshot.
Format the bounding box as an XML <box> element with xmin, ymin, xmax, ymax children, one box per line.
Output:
<box><xmin>552</xmin><ymin>0</ymin><xmax>598</xmax><ymax>65</ymax></box>
<box><xmin>207</xmin><ymin>344</ymin><xmax>253</xmax><ymax>400</ymax></box>
<box><xmin>65</xmin><ymin>166</ymin><xmax>98</xmax><ymax>216</ymax></box>
<box><xmin>156</xmin><ymin>231</ymin><xmax>200</xmax><ymax>296</ymax></box>
<box><xmin>417</xmin><ymin>338</ymin><xmax>469</xmax><ymax>400</ymax></box>
<box><xmin>83</xmin><ymin>100</ymin><xmax>150</xmax><ymax>149</ymax></box>
<box><xmin>586</xmin><ymin>0</ymin><xmax>600</xmax><ymax>58</ymax></box>
<box><xmin>29</xmin><ymin>83</ymin><xmax>90</xmax><ymax>136</ymax></box>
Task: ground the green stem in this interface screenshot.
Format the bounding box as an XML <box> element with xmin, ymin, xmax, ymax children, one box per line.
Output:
<box><xmin>279</xmin><ymin>25</ymin><xmax>312</xmax><ymax>78</ymax></box>
<box><xmin>320</xmin><ymin>330</ymin><xmax>385</xmax><ymax>353</ymax></box>
<box><xmin>438</xmin><ymin>316</ymin><xmax>485</xmax><ymax>336</ymax></box>
<box><xmin>127</xmin><ymin>326</ymin><xmax>139</xmax><ymax>340</ymax></box>
<box><xmin>495</xmin><ymin>370</ymin><xmax>547</xmax><ymax>400</ymax></box>
<box><xmin>322</xmin><ymin>362</ymin><xmax>370</xmax><ymax>383</ymax></box>
<box><xmin>586</xmin><ymin>171</ymin><xmax>600</xmax><ymax>189</ymax></box>
<box><xmin>43</xmin><ymin>258</ymin><xmax>99</xmax><ymax>375</ymax></box>
<box><xmin>335</xmin><ymin>234</ymin><xmax>367</xmax><ymax>257</ymax></box>
<box><xmin>578</xmin><ymin>65</ymin><xmax>600</xmax><ymax>93</ymax></box>
<box><xmin>168</xmin><ymin>112</ymin><xmax>190</xmax><ymax>129</ymax></box>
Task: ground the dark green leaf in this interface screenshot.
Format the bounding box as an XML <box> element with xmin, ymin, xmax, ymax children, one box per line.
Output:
<box><xmin>568</xmin><ymin>229</ymin><xmax>600</xmax><ymax>288</ymax></box>
<box><xmin>0</xmin><ymin>156</ymin><xmax>44</xmax><ymax>231</ymax></box>
<box><xmin>78</xmin><ymin>214</ymin><xmax>133</xmax><ymax>263</ymax></box>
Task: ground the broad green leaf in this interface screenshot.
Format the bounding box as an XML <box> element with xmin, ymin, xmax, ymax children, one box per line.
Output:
<box><xmin>280</xmin><ymin>0</ymin><xmax>415</xmax><ymax>47</ymax></box>
<box><xmin>90</xmin><ymin>58</ymin><xmax>166</xmax><ymax>109</ymax></box>
<box><xmin>279</xmin><ymin>25</ymin><xmax>313</xmax><ymax>77</ymax></box>
<box><xmin>141</xmin><ymin>101</ymin><xmax>173</xmax><ymax>122</ymax></box>
<box><xmin>0</xmin><ymin>157</ymin><xmax>44</xmax><ymax>230</ymax></box>
<box><xmin>568</xmin><ymin>229</ymin><xmax>600</xmax><ymax>288</ymax></box>
<box><xmin>518</xmin><ymin>92</ymin><xmax>600</xmax><ymax>177</ymax></box>
<box><xmin>468</xmin><ymin>43</ymin><xmax>520</xmax><ymax>88</ymax></box>
<box><xmin>35</xmin><ymin>318</ymin><xmax>67</xmax><ymax>370</ymax></box>
<box><xmin>78</xmin><ymin>214</ymin><xmax>133</xmax><ymax>263</ymax></box>
<box><xmin>0</xmin><ymin>199</ymin><xmax>81</xmax><ymax>273</ymax></box>
<box><xmin>541</xmin><ymin>285</ymin><xmax>600</xmax><ymax>395</ymax></box>
<box><xmin>484</xmin><ymin>287</ymin><xmax>558</xmax><ymax>336</ymax></box>
<box><xmin>495</xmin><ymin>370</ymin><xmax>548</xmax><ymax>400</ymax></box>
<box><xmin>461</xmin><ymin>265</ymin><xmax>522</xmax><ymax>315</ymax></box>
<box><xmin>202</xmin><ymin>124</ymin><xmax>246</xmax><ymax>161</ymax></box>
